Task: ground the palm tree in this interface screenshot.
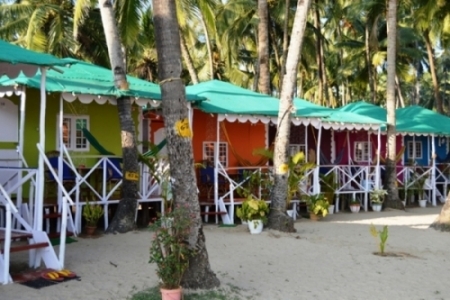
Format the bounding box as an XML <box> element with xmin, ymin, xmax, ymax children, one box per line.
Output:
<box><xmin>152</xmin><ymin>0</ymin><xmax>220</xmax><ymax>289</ymax></box>
<box><xmin>257</xmin><ymin>0</ymin><xmax>271</xmax><ymax>94</ymax></box>
<box><xmin>269</xmin><ymin>0</ymin><xmax>312</xmax><ymax>232</ymax></box>
<box><xmin>97</xmin><ymin>0</ymin><xmax>140</xmax><ymax>233</ymax></box>
<box><xmin>385</xmin><ymin>0</ymin><xmax>401</xmax><ymax>207</ymax></box>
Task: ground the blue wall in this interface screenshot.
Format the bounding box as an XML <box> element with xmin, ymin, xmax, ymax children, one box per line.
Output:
<box><xmin>403</xmin><ymin>135</ymin><xmax>449</xmax><ymax>165</ymax></box>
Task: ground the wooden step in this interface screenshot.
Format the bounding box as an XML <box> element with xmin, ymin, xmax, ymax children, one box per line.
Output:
<box><xmin>1</xmin><ymin>242</ymin><xmax>49</xmax><ymax>254</ymax></box>
<box><xmin>43</xmin><ymin>213</ymin><xmax>62</xmax><ymax>219</ymax></box>
<box><xmin>200</xmin><ymin>212</ymin><xmax>227</xmax><ymax>216</ymax></box>
<box><xmin>0</xmin><ymin>230</ymin><xmax>32</xmax><ymax>242</ymax></box>
<box><xmin>47</xmin><ymin>231</ymin><xmax>74</xmax><ymax>239</ymax></box>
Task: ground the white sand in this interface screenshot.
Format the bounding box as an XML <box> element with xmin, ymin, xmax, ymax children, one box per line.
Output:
<box><xmin>2</xmin><ymin>206</ymin><xmax>449</xmax><ymax>300</ymax></box>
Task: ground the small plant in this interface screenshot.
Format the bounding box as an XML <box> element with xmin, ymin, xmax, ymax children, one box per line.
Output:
<box><xmin>306</xmin><ymin>193</ymin><xmax>329</xmax><ymax>217</ymax></box>
<box><xmin>369</xmin><ymin>224</ymin><xmax>389</xmax><ymax>255</ymax></box>
<box><xmin>82</xmin><ymin>200</ymin><xmax>104</xmax><ymax>227</ymax></box>
<box><xmin>149</xmin><ymin>204</ymin><xmax>193</xmax><ymax>290</ymax></box>
<box><xmin>236</xmin><ymin>195</ymin><xmax>270</xmax><ymax>224</ymax></box>
<box><xmin>370</xmin><ymin>188</ymin><xmax>388</xmax><ymax>204</ymax></box>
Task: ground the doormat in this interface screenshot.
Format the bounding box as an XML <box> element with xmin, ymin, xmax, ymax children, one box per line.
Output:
<box><xmin>14</xmin><ymin>268</ymin><xmax>80</xmax><ymax>289</ymax></box>
<box><xmin>50</xmin><ymin>236</ymin><xmax>78</xmax><ymax>246</ymax></box>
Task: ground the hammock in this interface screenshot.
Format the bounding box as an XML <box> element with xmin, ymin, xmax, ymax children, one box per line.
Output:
<box><xmin>311</xmin><ymin>127</ymin><xmax>347</xmax><ymax>165</ymax></box>
<box><xmin>436</xmin><ymin>150</ymin><xmax>450</xmax><ymax>163</ymax></box>
<box><xmin>220</xmin><ymin>122</ymin><xmax>270</xmax><ymax>167</ymax></box>
<box><xmin>82</xmin><ymin>127</ymin><xmax>116</xmax><ymax>156</ymax></box>
<box><xmin>142</xmin><ymin>139</ymin><xmax>167</xmax><ymax>157</ymax></box>
<box><xmin>378</xmin><ymin>146</ymin><xmax>405</xmax><ymax>164</ymax></box>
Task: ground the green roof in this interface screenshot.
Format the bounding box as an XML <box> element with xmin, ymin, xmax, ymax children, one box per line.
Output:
<box><xmin>338</xmin><ymin>101</ymin><xmax>387</xmax><ymax>122</ymax></box>
<box><xmin>0</xmin><ymin>39</ymin><xmax>68</xmax><ymax>66</ymax></box>
<box><xmin>396</xmin><ymin>106</ymin><xmax>450</xmax><ymax>136</ymax></box>
<box><xmin>293</xmin><ymin>98</ymin><xmax>333</xmax><ymax>118</ymax></box>
<box><xmin>0</xmin><ymin>58</ymin><xmax>203</xmax><ymax>101</ymax></box>
<box><xmin>187</xmin><ymin>80</ymin><xmax>280</xmax><ymax>115</ymax></box>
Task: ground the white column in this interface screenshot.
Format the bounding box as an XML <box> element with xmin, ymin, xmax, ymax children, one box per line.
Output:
<box><xmin>313</xmin><ymin>123</ymin><xmax>322</xmax><ymax>194</ymax></box>
<box><xmin>376</xmin><ymin>127</ymin><xmax>381</xmax><ymax>189</ymax></box>
<box><xmin>431</xmin><ymin>134</ymin><xmax>436</xmax><ymax>206</ymax></box>
<box><xmin>16</xmin><ymin>87</ymin><xmax>27</xmax><ymax>214</ymax></box>
<box><xmin>58</xmin><ymin>95</ymin><xmax>64</xmax><ymax>210</ymax></box>
<box><xmin>305</xmin><ymin>125</ymin><xmax>308</xmax><ymax>162</ymax></box>
<box><xmin>35</xmin><ymin>68</ymin><xmax>47</xmax><ymax>231</ymax></box>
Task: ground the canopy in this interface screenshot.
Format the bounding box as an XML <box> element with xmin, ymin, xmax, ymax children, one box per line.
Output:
<box><xmin>0</xmin><ymin>39</ymin><xmax>69</xmax><ymax>79</ymax></box>
<box><xmin>396</xmin><ymin>106</ymin><xmax>450</xmax><ymax>136</ymax></box>
<box><xmin>187</xmin><ymin>80</ymin><xmax>280</xmax><ymax>117</ymax></box>
<box><xmin>338</xmin><ymin>101</ymin><xmax>387</xmax><ymax>122</ymax></box>
<box><xmin>0</xmin><ymin>58</ymin><xmax>204</xmax><ymax>106</ymax></box>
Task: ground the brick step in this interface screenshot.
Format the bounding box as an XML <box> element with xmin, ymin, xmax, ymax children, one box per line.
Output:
<box><xmin>0</xmin><ymin>230</ymin><xmax>32</xmax><ymax>242</ymax></box>
<box><xmin>1</xmin><ymin>242</ymin><xmax>49</xmax><ymax>254</ymax></box>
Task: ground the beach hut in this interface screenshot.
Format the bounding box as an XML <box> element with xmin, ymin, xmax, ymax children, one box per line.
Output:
<box><xmin>0</xmin><ymin>39</ymin><xmax>71</xmax><ymax>284</ymax></box>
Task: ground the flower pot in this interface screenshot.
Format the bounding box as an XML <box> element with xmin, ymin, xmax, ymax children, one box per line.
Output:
<box><xmin>401</xmin><ymin>200</ymin><xmax>406</xmax><ymax>207</ymax></box>
<box><xmin>328</xmin><ymin>205</ymin><xmax>335</xmax><ymax>215</ymax></box>
<box><xmin>247</xmin><ymin>220</ymin><xmax>263</xmax><ymax>234</ymax></box>
<box><xmin>371</xmin><ymin>203</ymin><xmax>382</xmax><ymax>212</ymax></box>
<box><xmin>160</xmin><ymin>287</ymin><xmax>182</xmax><ymax>300</ymax></box>
<box><xmin>350</xmin><ymin>204</ymin><xmax>360</xmax><ymax>213</ymax></box>
<box><xmin>85</xmin><ymin>225</ymin><xmax>96</xmax><ymax>236</ymax></box>
<box><xmin>309</xmin><ymin>212</ymin><xmax>321</xmax><ymax>221</ymax></box>
<box><xmin>418</xmin><ymin>199</ymin><xmax>427</xmax><ymax>208</ymax></box>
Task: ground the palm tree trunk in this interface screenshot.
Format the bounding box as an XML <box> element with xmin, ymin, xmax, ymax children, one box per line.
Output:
<box><xmin>280</xmin><ymin>0</ymin><xmax>290</xmax><ymax>89</ymax></box>
<box><xmin>269</xmin><ymin>0</ymin><xmax>311</xmax><ymax>232</ymax></box>
<box><xmin>424</xmin><ymin>31</ymin><xmax>443</xmax><ymax>113</ymax></box>
<box><xmin>98</xmin><ymin>0</ymin><xmax>139</xmax><ymax>233</ymax></box>
<box><xmin>257</xmin><ymin>0</ymin><xmax>271</xmax><ymax>94</ymax></box>
<box><xmin>430</xmin><ymin>192</ymin><xmax>450</xmax><ymax>231</ymax></box>
<box><xmin>153</xmin><ymin>0</ymin><xmax>220</xmax><ymax>289</ymax></box>
<box><xmin>314</xmin><ymin>2</ymin><xmax>324</xmax><ymax>105</ymax></box>
<box><xmin>385</xmin><ymin>0</ymin><xmax>402</xmax><ymax>208</ymax></box>
<box><xmin>365</xmin><ymin>23</ymin><xmax>376</xmax><ymax>103</ymax></box>
<box><xmin>179</xmin><ymin>32</ymin><xmax>199</xmax><ymax>84</ymax></box>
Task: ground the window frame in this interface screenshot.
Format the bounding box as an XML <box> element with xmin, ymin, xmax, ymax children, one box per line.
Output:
<box><xmin>56</xmin><ymin>114</ymin><xmax>90</xmax><ymax>152</ymax></box>
<box><xmin>202</xmin><ymin>141</ymin><xmax>228</xmax><ymax>167</ymax></box>
<box><xmin>289</xmin><ymin>144</ymin><xmax>306</xmax><ymax>157</ymax></box>
<box><xmin>407</xmin><ymin>140</ymin><xmax>422</xmax><ymax>160</ymax></box>
<box><xmin>353</xmin><ymin>141</ymin><xmax>371</xmax><ymax>162</ymax></box>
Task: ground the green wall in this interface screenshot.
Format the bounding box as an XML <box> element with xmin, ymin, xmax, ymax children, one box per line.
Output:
<box><xmin>5</xmin><ymin>88</ymin><xmax>141</xmax><ymax>168</ymax></box>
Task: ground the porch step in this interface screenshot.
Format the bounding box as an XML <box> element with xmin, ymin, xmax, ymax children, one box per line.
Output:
<box><xmin>43</xmin><ymin>213</ymin><xmax>61</xmax><ymax>219</ymax></box>
<box><xmin>1</xmin><ymin>242</ymin><xmax>49</xmax><ymax>254</ymax></box>
<box><xmin>200</xmin><ymin>212</ymin><xmax>227</xmax><ymax>216</ymax></box>
<box><xmin>47</xmin><ymin>231</ymin><xmax>74</xmax><ymax>239</ymax></box>
<box><xmin>0</xmin><ymin>230</ymin><xmax>32</xmax><ymax>242</ymax></box>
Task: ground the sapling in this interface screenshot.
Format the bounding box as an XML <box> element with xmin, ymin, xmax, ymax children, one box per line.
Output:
<box><xmin>369</xmin><ymin>224</ymin><xmax>389</xmax><ymax>255</ymax></box>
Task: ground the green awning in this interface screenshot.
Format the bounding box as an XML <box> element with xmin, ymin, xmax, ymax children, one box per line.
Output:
<box><xmin>396</xmin><ymin>106</ymin><xmax>450</xmax><ymax>136</ymax></box>
<box><xmin>0</xmin><ymin>58</ymin><xmax>204</xmax><ymax>101</ymax></box>
<box><xmin>187</xmin><ymin>80</ymin><xmax>280</xmax><ymax>115</ymax></box>
<box><xmin>0</xmin><ymin>39</ymin><xmax>68</xmax><ymax>66</ymax></box>
<box><xmin>293</xmin><ymin>98</ymin><xmax>333</xmax><ymax>118</ymax></box>
<box><xmin>338</xmin><ymin>101</ymin><xmax>387</xmax><ymax>122</ymax></box>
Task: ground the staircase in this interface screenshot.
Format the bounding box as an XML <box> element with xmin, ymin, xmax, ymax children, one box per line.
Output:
<box><xmin>0</xmin><ymin>185</ymin><xmax>65</xmax><ymax>285</ymax></box>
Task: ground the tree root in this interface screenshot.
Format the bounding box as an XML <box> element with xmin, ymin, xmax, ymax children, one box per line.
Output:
<box><xmin>267</xmin><ymin>211</ymin><xmax>296</xmax><ymax>233</ymax></box>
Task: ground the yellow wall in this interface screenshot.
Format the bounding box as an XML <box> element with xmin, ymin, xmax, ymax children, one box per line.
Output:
<box><xmin>4</xmin><ymin>88</ymin><xmax>141</xmax><ymax>167</ymax></box>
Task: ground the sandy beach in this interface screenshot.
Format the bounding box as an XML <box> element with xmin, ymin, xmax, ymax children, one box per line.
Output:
<box><xmin>2</xmin><ymin>206</ymin><xmax>449</xmax><ymax>300</ymax></box>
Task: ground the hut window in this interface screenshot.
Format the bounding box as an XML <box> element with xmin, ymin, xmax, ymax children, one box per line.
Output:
<box><xmin>56</xmin><ymin>115</ymin><xmax>90</xmax><ymax>151</ymax></box>
<box><xmin>203</xmin><ymin>142</ymin><xmax>228</xmax><ymax>167</ymax></box>
<box><xmin>354</xmin><ymin>141</ymin><xmax>371</xmax><ymax>162</ymax></box>
<box><xmin>407</xmin><ymin>141</ymin><xmax>422</xmax><ymax>159</ymax></box>
<box><xmin>289</xmin><ymin>144</ymin><xmax>306</xmax><ymax>157</ymax></box>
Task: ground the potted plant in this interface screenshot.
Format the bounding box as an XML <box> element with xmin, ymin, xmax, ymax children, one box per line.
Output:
<box><xmin>320</xmin><ymin>172</ymin><xmax>337</xmax><ymax>214</ymax></box>
<box><xmin>83</xmin><ymin>200</ymin><xmax>104</xmax><ymax>235</ymax></box>
<box><xmin>236</xmin><ymin>195</ymin><xmax>270</xmax><ymax>234</ymax></box>
<box><xmin>414</xmin><ymin>175</ymin><xmax>428</xmax><ymax>208</ymax></box>
<box><xmin>306</xmin><ymin>193</ymin><xmax>329</xmax><ymax>221</ymax></box>
<box><xmin>349</xmin><ymin>199</ymin><xmax>361</xmax><ymax>213</ymax></box>
<box><xmin>149</xmin><ymin>204</ymin><xmax>193</xmax><ymax>299</ymax></box>
<box><xmin>370</xmin><ymin>188</ymin><xmax>387</xmax><ymax>212</ymax></box>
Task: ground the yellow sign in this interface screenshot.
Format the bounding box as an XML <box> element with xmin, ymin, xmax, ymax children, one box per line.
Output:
<box><xmin>279</xmin><ymin>163</ymin><xmax>289</xmax><ymax>174</ymax></box>
<box><xmin>175</xmin><ymin>118</ymin><xmax>192</xmax><ymax>138</ymax></box>
<box><xmin>125</xmin><ymin>171</ymin><xmax>139</xmax><ymax>181</ymax></box>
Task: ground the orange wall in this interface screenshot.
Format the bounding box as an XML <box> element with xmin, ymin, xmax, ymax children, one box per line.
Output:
<box><xmin>192</xmin><ymin>111</ymin><xmax>267</xmax><ymax>167</ymax></box>
<box><xmin>146</xmin><ymin>110</ymin><xmax>267</xmax><ymax>168</ymax></box>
